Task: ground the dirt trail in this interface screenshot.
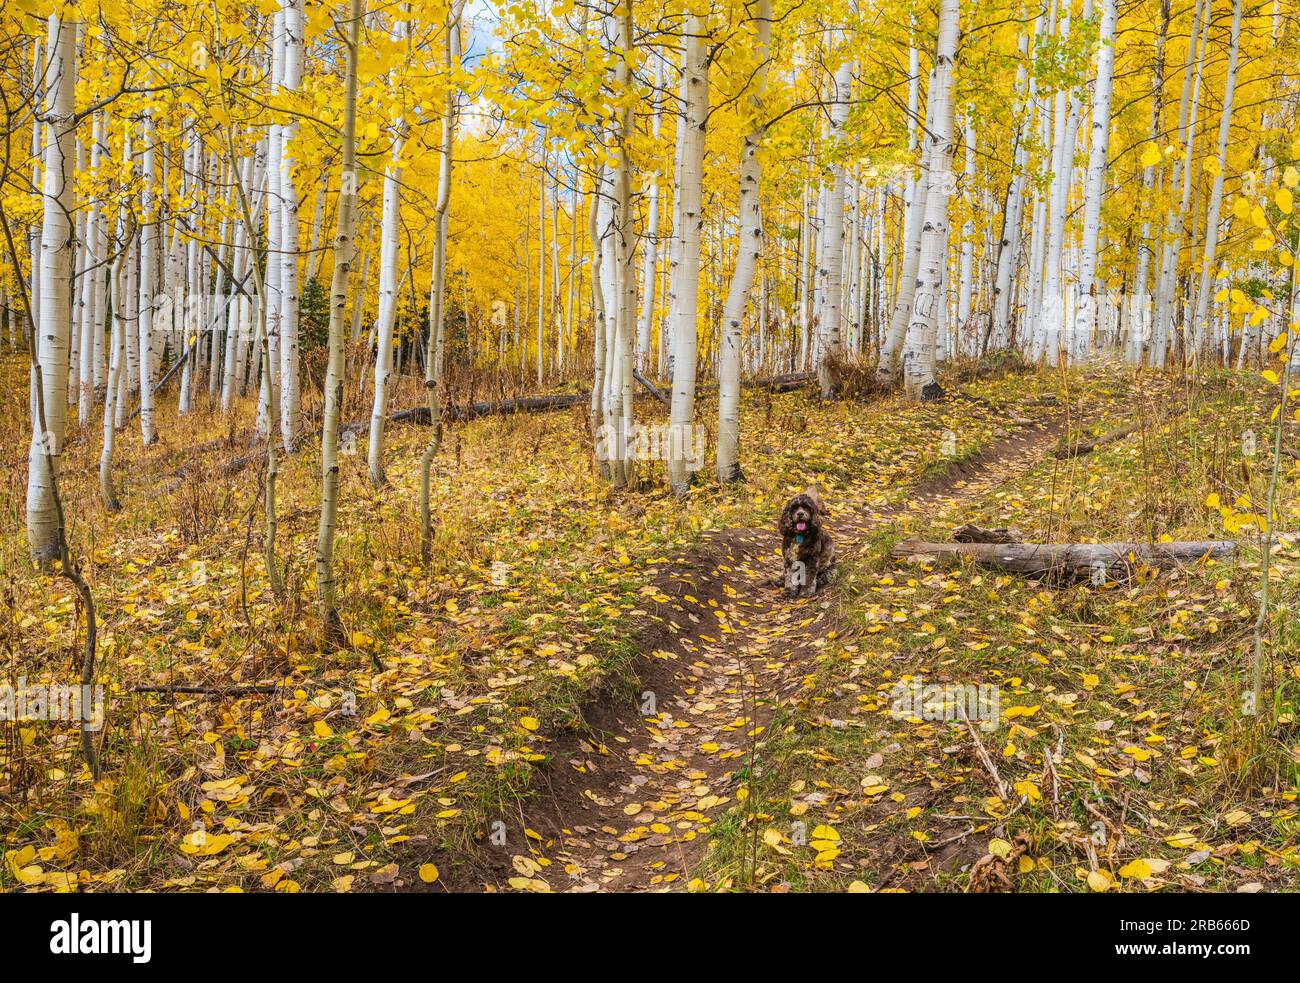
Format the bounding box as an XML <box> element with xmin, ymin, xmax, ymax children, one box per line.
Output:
<box><xmin>507</xmin><ymin>416</ymin><xmax>1070</xmax><ymax>892</ymax></box>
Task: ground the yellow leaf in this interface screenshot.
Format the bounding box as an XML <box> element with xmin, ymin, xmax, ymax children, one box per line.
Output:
<box><xmin>179</xmin><ymin>832</ymin><xmax>233</xmax><ymax>856</ymax></box>
<box><xmin>1087</xmin><ymin>870</ymin><xmax>1113</xmax><ymax>892</ymax></box>
<box><xmin>1118</xmin><ymin>859</ymin><xmax>1153</xmax><ymax>879</ymax></box>
<box><xmin>419</xmin><ymin>863</ymin><xmax>440</xmax><ymax>883</ymax></box>
<box><xmin>1278</xmin><ymin>188</ymin><xmax>1295</xmax><ymax>215</ymax></box>
<box><xmin>519</xmin><ymin>716</ymin><xmax>540</xmax><ymax>731</ymax></box>
<box><xmin>508</xmin><ymin>876</ymin><xmax>551</xmax><ymax>892</ymax></box>
<box><xmin>1140</xmin><ymin>144</ymin><xmax>1161</xmax><ymax>168</ymax></box>
<box><xmin>1013</xmin><ymin>780</ymin><xmax>1042</xmax><ymax>802</ymax></box>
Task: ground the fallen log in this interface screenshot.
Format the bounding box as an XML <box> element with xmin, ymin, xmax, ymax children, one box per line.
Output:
<box><xmin>341</xmin><ymin>392</ymin><xmax>587</xmax><ymax>435</ymax></box>
<box><xmin>1053</xmin><ymin>408</ymin><xmax>1180</xmax><ymax>459</ymax></box>
<box><xmin>891</xmin><ymin>539</ymin><xmax>1236</xmax><ymax>580</ymax></box>
<box><xmin>1052</xmin><ymin>423</ymin><xmax>1142</xmax><ymax>459</ymax></box>
<box><xmin>341</xmin><ymin>371</ymin><xmax>816</xmax><ymax>436</ymax></box>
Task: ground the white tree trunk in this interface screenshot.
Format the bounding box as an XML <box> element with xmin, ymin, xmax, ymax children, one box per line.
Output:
<box><xmin>636</xmin><ymin>56</ymin><xmax>665</xmax><ymax>373</ymax></box>
<box><xmin>1191</xmin><ymin>0</ymin><xmax>1241</xmax><ymax>363</ymax></box>
<box><xmin>666</xmin><ymin>12</ymin><xmax>708</xmax><ymax>495</ymax></box>
<box><xmin>318</xmin><ymin>0</ymin><xmax>363</xmax><ymax>641</ymax></box>
<box><xmin>716</xmin><ymin>0</ymin><xmax>771</xmax><ymax>482</ymax></box>
<box><xmin>27</xmin><ymin>11</ymin><xmax>77</xmax><ymax>563</ymax></box>
<box><xmin>137</xmin><ymin>111</ymin><xmax>160</xmax><ymax>444</ymax></box>
<box><xmin>957</xmin><ymin>111</ymin><xmax>975</xmax><ymax>337</ymax></box>
<box><xmin>879</xmin><ymin>66</ymin><xmax>935</xmax><ymax>379</ymax></box>
<box><xmin>100</xmin><ymin>251</ymin><xmax>125</xmax><ymax>512</ymax></box>
<box><xmin>1076</xmin><ymin>0</ymin><xmax>1117</xmax><ymax>356</ymax></box>
<box><xmin>814</xmin><ymin>56</ymin><xmax>852</xmax><ymax>397</ymax></box>
<box><xmin>901</xmin><ymin>0</ymin><xmax>960</xmax><ymax>399</ymax></box>
<box><xmin>368</xmin><ymin>15</ymin><xmax>407</xmax><ymax>486</ymax></box>
<box><xmin>279</xmin><ymin>0</ymin><xmax>304</xmax><ymax>449</ymax></box>
<box><xmin>418</xmin><ymin>0</ymin><xmax>466</xmax><ymax>559</ymax></box>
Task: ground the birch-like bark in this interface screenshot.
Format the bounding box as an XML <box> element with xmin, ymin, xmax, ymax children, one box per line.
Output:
<box><xmin>537</xmin><ymin>140</ymin><xmax>547</xmax><ymax>387</ymax></box>
<box><xmin>318</xmin><ymin>0</ymin><xmax>363</xmax><ymax>642</ymax></box>
<box><xmin>27</xmin><ymin>12</ymin><xmax>77</xmax><ymax>564</ymax></box>
<box><xmin>901</xmin><ymin>0</ymin><xmax>960</xmax><ymax>399</ymax></box>
<box><xmin>1076</xmin><ymin>0</ymin><xmax>1117</xmax><ymax>356</ymax></box>
<box><xmin>1191</xmin><ymin>0</ymin><xmax>1241</xmax><ymax>364</ymax></box>
<box><xmin>879</xmin><ymin>67</ymin><xmax>936</xmax><ymax>380</ymax></box>
<box><xmin>100</xmin><ymin>251</ymin><xmax>125</xmax><ymax>512</ymax></box>
<box><xmin>957</xmin><ymin>111</ymin><xmax>975</xmax><ymax>337</ymax></box>
<box><xmin>666</xmin><ymin>10</ymin><xmax>708</xmax><ymax>495</ymax></box>
<box><xmin>636</xmin><ymin>56</ymin><xmax>665</xmax><ymax>373</ymax></box>
<box><xmin>418</xmin><ymin>0</ymin><xmax>466</xmax><ymax>561</ymax></box>
<box><xmin>1127</xmin><ymin>0</ymin><xmax>1170</xmax><ymax>364</ymax></box>
<box><xmin>609</xmin><ymin>0</ymin><xmax>638</xmax><ymax>487</ymax></box>
<box><xmin>137</xmin><ymin>111</ymin><xmax>159</xmax><ymax>444</ymax></box>
<box><xmin>1040</xmin><ymin>3</ymin><xmax>1085</xmax><ymax>364</ymax></box>
<box><xmin>1153</xmin><ymin>0</ymin><xmax>1209</xmax><ymax>366</ymax></box>
<box><xmin>368</xmin><ymin>12</ymin><xmax>408</xmax><ymax>486</ymax></box>
<box><xmin>716</xmin><ymin>0</ymin><xmax>771</xmax><ymax>482</ymax></box>
<box><xmin>280</xmin><ymin>0</ymin><xmax>304</xmax><ymax>449</ymax></box>
<box><xmin>814</xmin><ymin>55</ymin><xmax>852</xmax><ymax>397</ymax></box>
<box><xmin>78</xmin><ymin>111</ymin><xmax>106</xmax><ymax>424</ymax></box>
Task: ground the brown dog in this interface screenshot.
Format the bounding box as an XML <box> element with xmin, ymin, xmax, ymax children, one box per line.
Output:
<box><xmin>778</xmin><ymin>486</ymin><xmax>836</xmax><ymax>597</ymax></box>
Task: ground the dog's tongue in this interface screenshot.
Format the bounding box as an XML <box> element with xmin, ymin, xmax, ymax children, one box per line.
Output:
<box><xmin>796</xmin><ymin>521</ymin><xmax>808</xmax><ymax>532</ymax></box>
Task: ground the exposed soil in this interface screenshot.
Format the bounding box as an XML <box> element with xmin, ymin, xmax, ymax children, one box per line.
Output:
<box><xmin>467</xmin><ymin>414</ymin><xmax>1073</xmax><ymax>892</ymax></box>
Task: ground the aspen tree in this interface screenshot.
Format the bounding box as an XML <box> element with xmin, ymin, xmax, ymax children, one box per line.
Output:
<box><xmin>368</xmin><ymin>9</ymin><xmax>409</xmax><ymax>486</ymax></box>
<box><xmin>419</xmin><ymin>0</ymin><xmax>467</xmax><ymax>562</ymax></box>
<box><xmin>1076</xmin><ymin>0</ymin><xmax>1117</xmax><ymax>354</ymax></box>
<box><xmin>318</xmin><ymin>0</ymin><xmax>364</xmax><ymax>642</ymax></box>
<box><xmin>666</xmin><ymin>7</ymin><xmax>709</xmax><ymax>496</ymax></box>
<box><xmin>717</xmin><ymin>0</ymin><xmax>771</xmax><ymax>483</ymax></box>
<box><xmin>1190</xmin><ymin>0</ymin><xmax>1243</xmax><ymax>364</ymax></box>
<box><xmin>26</xmin><ymin>10</ymin><xmax>78</xmax><ymax>564</ymax></box>
<box><xmin>901</xmin><ymin>0</ymin><xmax>960</xmax><ymax>399</ymax></box>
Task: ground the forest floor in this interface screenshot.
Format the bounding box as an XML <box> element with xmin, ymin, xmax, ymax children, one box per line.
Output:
<box><xmin>2</xmin><ymin>356</ymin><xmax>1298</xmax><ymax>892</ymax></box>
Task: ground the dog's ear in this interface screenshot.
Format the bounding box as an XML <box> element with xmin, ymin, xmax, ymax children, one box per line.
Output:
<box><xmin>778</xmin><ymin>501</ymin><xmax>796</xmax><ymax>537</ymax></box>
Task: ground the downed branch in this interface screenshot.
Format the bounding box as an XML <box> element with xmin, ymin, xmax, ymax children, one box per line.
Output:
<box><xmin>1052</xmin><ymin>408</ymin><xmax>1180</xmax><ymax>459</ymax></box>
<box><xmin>341</xmin><ymin>372</ymin><xmax>816</xmax><ymax>436</ymax></box>
<box><xmin>128</xmin><ymin>684</ymin><xmax>280</xmax><ymax>696</ymax></box>
<box><xmin>891</xmin><ymin>539</ymin><xmax>1236</xmax><ymax>580</ymax></box>
<box><xmin>633</xmin><ymin>369</ymin><xmax>670</xmax><ymax>405</ymax></box>
<box><xmin>952</xmin><ymin>523</ymin><xmax>1022</xmax><ymax>544</ymax></box>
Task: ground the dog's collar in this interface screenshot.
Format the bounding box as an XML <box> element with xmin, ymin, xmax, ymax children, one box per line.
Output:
<box><xmin>795</xmin><ymin>534</ymin><xmax>804</xmax><ymax>544</ymax></box>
